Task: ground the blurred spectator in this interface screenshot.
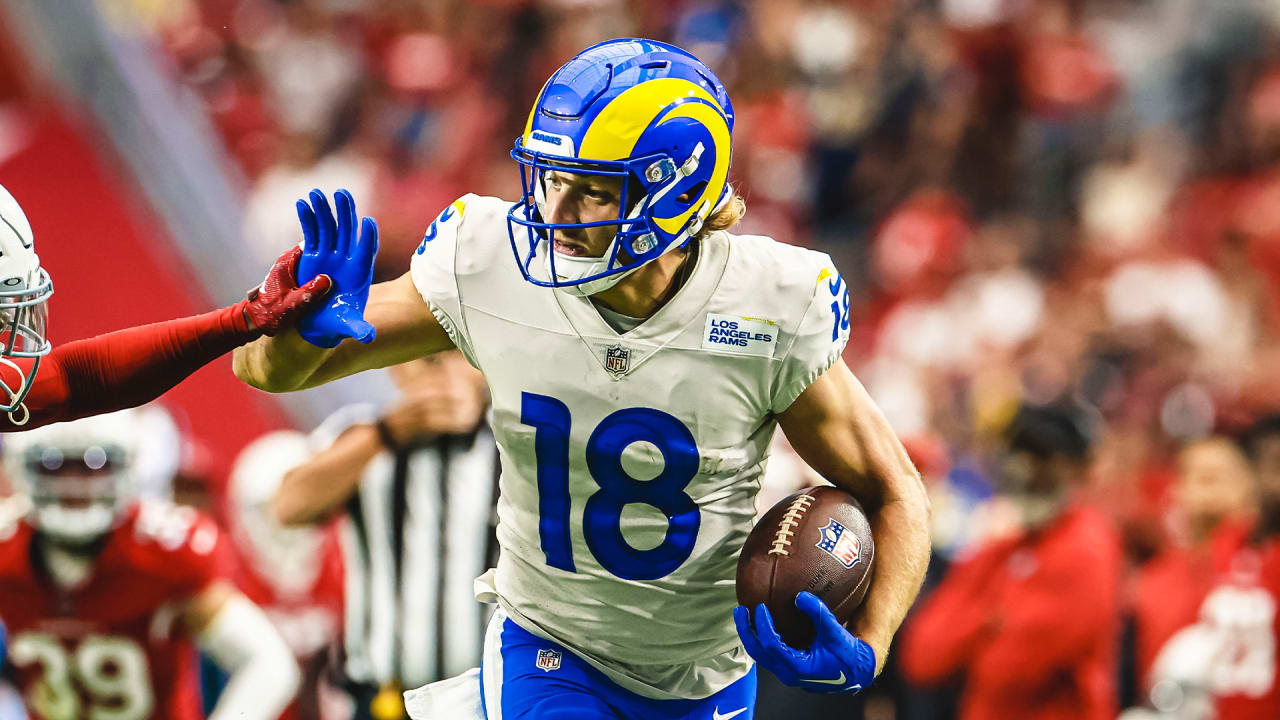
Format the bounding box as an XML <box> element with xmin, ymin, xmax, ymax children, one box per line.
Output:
<box><xmin>272</xmin><ymin>352</ymin><xmax>494</xmax><ymax>720</ymax></box>
<box><xmin>227</xmin><ymin>431</ymin><xmax>347</xmax><ymax>720</ymax></box>
<box><xmin>1128</xmin><ymin>417</ymin><xmax>1280</xmax><ymax>718</ymax></box>
<box><xmin>242</xmin><ymin>135</ymin><xmax>376</xmax><ymax>270</ymax></box>
<box><xmin>1129</xmin><ymin>436</ymin><xmax>1255</xmax><ymax>698</ymax></box>
<box><xmin>900</xmin><ymin>404</ymin><xmax>1122</xmax><ymax>720</ymax></box>
<box><xmin>1203</xmin><ymin>415</ymin><xmax>1280</xmax><ymax>718</ymax></box>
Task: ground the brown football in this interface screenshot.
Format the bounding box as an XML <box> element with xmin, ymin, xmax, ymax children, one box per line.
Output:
<box><xmin>736</xmin><ymin>486</ymin><xmax>876</xmax><ymax>649</ymax></box>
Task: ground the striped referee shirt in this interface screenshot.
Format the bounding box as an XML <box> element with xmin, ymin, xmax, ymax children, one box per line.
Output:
<box><xmin>311</xmin><ymin>405</ymin><xmax>499</xmax><ymax>689</ymax></box>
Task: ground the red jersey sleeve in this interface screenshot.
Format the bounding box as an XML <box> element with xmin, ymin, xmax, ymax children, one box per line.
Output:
<box><xmin>0</xmin><ymin>354</ymin><xmax>69</xmax><ymax>428</ymax></box>
<box><xmin>0</xmin><ymin>304</ymin><xmax>256</xmax><ymax>431</ymax></box>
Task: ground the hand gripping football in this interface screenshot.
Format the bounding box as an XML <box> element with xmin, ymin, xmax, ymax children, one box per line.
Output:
<box><xmin>736</xmin><ymin>486</ymin><xmax>876</xmax><ymax>648</ymax></box>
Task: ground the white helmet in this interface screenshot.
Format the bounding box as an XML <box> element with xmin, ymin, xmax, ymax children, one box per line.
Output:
<box><xmin>228</xmin><ymin>431</ymin><xmax>324</xmax><ymax>597</ymax></box>
<box><xmin>132</xmin><ymin>404</ymin><xmax>183</xmax><ymax>501</ymax></box>
<box><xmin>4</xmin><ymin>408</ymin><xmax>142</xmax><ymax>546</ymax></box>
<box><xmin>0</xmin><ymin>184</ymin><xmax>53</xmax><ymax>414</ymax></box>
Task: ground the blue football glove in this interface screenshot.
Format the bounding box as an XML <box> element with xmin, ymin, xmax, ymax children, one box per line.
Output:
<box><xmin>295</xmin><ymin>188</ymin><xmax>378</xmax><ymax>348</ymax></box>
<box><xmin>733</xmin><ymin>591</ymin><xmax>876</xmax><ymax>694</ymax></box>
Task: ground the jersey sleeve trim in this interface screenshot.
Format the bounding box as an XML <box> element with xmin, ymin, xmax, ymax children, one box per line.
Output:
<box><xmin>450</xmin><ymin>205</ymin><xmax>483</xmax><ymax>372</ymax></box>
<box><xmin>771</xmin><ymin>334</ymin><xmax>847</xmax><ymax>413</ymax></box>
<box><xmin>769</xmin><ymin>263</ymin><xmax>852</xmax><ymax>413</ymax></box>
<box><xmin>425</xmin><ymin>297</ymin><xmax>466</xmax><ymax>351</ymax></box>
<box><xmin>409</xmin><ymin>195</ymin><xmax>482</xmax><ymax>367</ymax></box>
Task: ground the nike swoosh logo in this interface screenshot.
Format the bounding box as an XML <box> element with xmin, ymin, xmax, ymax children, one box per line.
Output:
<box><xmin>803</xmin><ymin>671</ymin><xmax>847</xmax><ymax>685</ymax></box>
<box><xmin>713</xmin><ymin>708</ymin><xmax>747</xmax><ymax>720</ymax></box>
<box><xmin>828</xmin><ymin>277</ymin><xmax>841</xmax><ymax>294</ymax></box>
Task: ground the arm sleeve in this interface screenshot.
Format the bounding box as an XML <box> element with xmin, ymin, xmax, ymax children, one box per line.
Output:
<box><xmin>409</xmin><ymin>196</ymin><xmax>477</xmax><ymax>363</ymax></box>
<box><xmin>1</xmin><ymin>303</ymin><xmax>256</xmax><ymax>430</ymax></box>
<box><xmin>770</xmin><ymin>260</ymin><xmax>852</xmax><ymax>413</ymax></box>
<box><xmin>199</xmin><ymin>594</ymin><xmax>302</xmax><ymax>720</ymax></box>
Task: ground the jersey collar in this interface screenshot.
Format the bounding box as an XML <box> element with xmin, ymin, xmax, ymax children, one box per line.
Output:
<box><xmin>550</xmin><ymin>231</ymin><xmax>730</xmax><ymax>378</ymax></box>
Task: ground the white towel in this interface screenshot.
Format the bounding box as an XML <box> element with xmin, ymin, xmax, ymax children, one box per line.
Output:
<box><xmin>403</xmin><ymin>667</ymin><xmax>485</xmax><ymax>720</ymax></box>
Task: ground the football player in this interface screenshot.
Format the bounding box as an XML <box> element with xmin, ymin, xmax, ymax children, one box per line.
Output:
<box><xmin>234</xmin><ymin>39</ymin><xmax>930</xmax><ymax>719</ymax></box>
<box><xmin>0</xmin><ymin>184</ymin><xmax>376</xmax><ymax>431</ymax></box>
<box><xmin>0</xmin><ymin>408</ymin><xmax>301</xmax><ymax>720</ymax></box>
<box><xmin>226</xmin><ymin>431</ymin><xmax>344</xmax><ymax>720</ymax></box>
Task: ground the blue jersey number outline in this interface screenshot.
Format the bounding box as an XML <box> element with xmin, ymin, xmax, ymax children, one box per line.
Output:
<box><xmin>416</xmin><ymin>204</ymin><xmax>457</xmax><ymax>255</ymax></box>
<box><xmin>520</xmin><ymin>391</ymin><xmax>701</xmax><ymax>580</ymax></box>
<box><xmin>828</xmin><ymin>274</ymin><xmax>850</xmax><ymax>342</ymax></box>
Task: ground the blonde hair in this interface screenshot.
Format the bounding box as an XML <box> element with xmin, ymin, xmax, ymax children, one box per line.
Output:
<box><xmin>697</xmin><ymin>186</ymin><xmax>746</xmax><ymax>238</ymax></box>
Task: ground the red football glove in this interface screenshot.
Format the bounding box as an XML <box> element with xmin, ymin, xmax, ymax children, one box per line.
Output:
<box><xmin>239</xmin><ymin>245</ymin><xmax>334</xmax><ymax>336</ymax></box>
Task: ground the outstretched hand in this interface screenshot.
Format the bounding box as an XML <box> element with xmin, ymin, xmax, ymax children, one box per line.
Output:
<box><xmin>733</xmin><ymin>591</ymin><xmax>876</xmax><ymax>694</ymax></box>
<box><xmin>295</xmin><ymin>188</ymin><xmax>379</xmax><ymax>348</ymax></box>
<box><xmin>241</xmin><ymin>245</ymin><xmax>332</xmax><ymax>336</ymax></box>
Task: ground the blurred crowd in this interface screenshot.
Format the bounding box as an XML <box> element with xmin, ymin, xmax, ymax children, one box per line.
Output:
<box><xmin>60</xmin><ymin>0</ymin><xmax>1280</xmax><ymax>718</ymax></box>
<box><xmin>139</xmin><ymin>0</ymin><xmax>1280</xmax><ymax>531</ymax></box>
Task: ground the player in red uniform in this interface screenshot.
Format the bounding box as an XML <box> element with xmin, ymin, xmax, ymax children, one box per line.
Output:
<box><xmin>0</xmin><ymin>182</ymin><xmax>376</xmax><ymax>430</ymax></box>
<box><xmin>0</xmin><ymin>408</ymin><xmax>300</xmax><ymax>720</ymax></box>
<box><xmin>227</xmin><ymin>431</ymin><xmax>345</xmax><ymax>720</ymax></box>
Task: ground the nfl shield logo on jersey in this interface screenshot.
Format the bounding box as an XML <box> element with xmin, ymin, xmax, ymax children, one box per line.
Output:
<box><xmin>816</xmin><ymin>519</ymin><xmax>861</xmax><ymax>568</ymax></box>
<box><xmin>604</xmin><ymin>345</ymin><xmax>630</xmax><ymax>375</ymax></box>
<box><xmin>535</xmin><ymin>649</ymin><xmax>562</xmax><ymax>672</ymax></box>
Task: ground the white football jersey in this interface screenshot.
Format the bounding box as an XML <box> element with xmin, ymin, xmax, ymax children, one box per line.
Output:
<box><xmin>409</xmin><ymin>194</ymin><xmax>852</xmax><ymax>700</ymax></box>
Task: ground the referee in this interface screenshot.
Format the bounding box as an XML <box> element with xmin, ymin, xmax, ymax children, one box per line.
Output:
<box><xmin>273</xmin><ymin>351</ymin><xmax>496</xmax><ymax>720</ymax></box>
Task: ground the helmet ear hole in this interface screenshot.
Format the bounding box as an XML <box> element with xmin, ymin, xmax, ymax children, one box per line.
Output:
<box><xmin>678</xmin><ymin>181</ymin><xmax>707</xmax><ymax>206</ymax></box>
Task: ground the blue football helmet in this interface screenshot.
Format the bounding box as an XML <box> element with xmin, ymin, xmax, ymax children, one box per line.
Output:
<box><xmin>508</xmin><ymin>38</ymin><xmax>735</xmax><ymax>295</ymax></box>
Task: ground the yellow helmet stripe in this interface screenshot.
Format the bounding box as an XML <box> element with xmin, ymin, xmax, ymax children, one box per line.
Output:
<box><xmin>578</xmin><ymin>78</ymin><xmax>723</xmax><ymax>161</ymax></box>
<box><xmin>648</xmin><ymin>100</ymin><xmax>731</xmax><ymax>236</ymax></box>
<box><xmin>523</xmin><ymin>78</ymin><xmax>552</xmax><ymax>144</ymax></box>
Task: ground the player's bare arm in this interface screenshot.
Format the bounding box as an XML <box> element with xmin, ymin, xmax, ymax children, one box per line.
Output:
<box><xmin>234</xmin><ymin>271</ymin><xmax>453</xmax><ymax>392</ymax></box>
<box><xmin>273</xmin><ymin>423</ymin><xmax>380</xmax><ymax>525</ymax></box>
<box><xmin>179</xmin><ymin>580</ymin><xmax>301</xmax><ymax>720</ymax></box>
<box><xmin>275</xmin><ymin>354</ymin><xmax>486</xmax><ymax>524</ymax></box>
<box><xmin>777</xmin><ymin>360</ymin><xmax>932</xmax><ymax>672</ymax></box>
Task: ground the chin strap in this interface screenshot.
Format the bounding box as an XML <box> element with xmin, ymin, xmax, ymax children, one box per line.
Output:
<box><xmin>0</xmin><ymin>356</ymin><xmax>30</xmax><ymax>426</ymax></box>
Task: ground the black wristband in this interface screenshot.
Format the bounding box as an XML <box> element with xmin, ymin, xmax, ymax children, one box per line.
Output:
<box><xmin>374</xmin><ymin>418</ymin><xmax>399</xmax><ymax>451</ymax></box>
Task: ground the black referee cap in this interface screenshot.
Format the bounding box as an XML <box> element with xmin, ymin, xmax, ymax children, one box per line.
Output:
<box><xmin>1005</xmin><ymin>404</ymin><xmax>1093</xmax><ymax>460</ymax></box>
